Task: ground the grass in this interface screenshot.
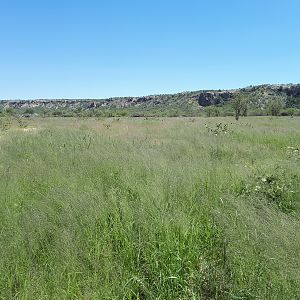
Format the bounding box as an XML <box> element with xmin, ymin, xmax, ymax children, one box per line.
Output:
<box><xmin>0</xmin><ymin>116</ymin><xmax>299</xmax><ymax>299</ymax></box>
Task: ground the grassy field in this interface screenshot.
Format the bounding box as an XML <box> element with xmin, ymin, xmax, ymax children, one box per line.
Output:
<box><xmin>0</xmin><ymin>116</ymin><xmax>299</xmax><ymax>299</ymax></box>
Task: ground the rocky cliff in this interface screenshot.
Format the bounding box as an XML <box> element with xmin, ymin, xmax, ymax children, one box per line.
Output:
<box><xmin>1</xmin><ymin>84</ymin><xmax>299</xmax><ymax>111</ymax></box>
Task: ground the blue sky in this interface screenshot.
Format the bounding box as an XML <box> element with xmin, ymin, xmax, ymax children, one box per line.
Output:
<box><xmin>0</xmin><ymin>0</ymin><xmax>299</xmax><ymax>99</ymax></box>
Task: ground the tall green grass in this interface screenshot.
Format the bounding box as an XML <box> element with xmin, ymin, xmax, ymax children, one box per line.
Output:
<box><xmin>0</xmin><ymin>117</ymin><xmax>299</xmax><ymax>299</ymax></box>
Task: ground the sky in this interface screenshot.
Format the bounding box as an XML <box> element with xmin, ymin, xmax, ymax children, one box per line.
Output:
<box><xmin>0</xmin><ymin>0</ymin><xmax>299</xmax><ymax>99</ymax></box>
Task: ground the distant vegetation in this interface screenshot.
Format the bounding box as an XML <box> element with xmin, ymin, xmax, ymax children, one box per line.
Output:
<box><xmin>0</xmin><ymin>117</ymin><xmax>299</xmax><ymax>299</ymax></box>
<box><xmin>1</xmin><ymin>84</ymin><xmax>300</xmax><ymax>118</ymax></box>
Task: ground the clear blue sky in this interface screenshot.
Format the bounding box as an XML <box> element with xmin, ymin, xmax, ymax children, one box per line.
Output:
<box><xmin>1</xmin><ymin>0</ymin><xmax>299</xmax><ymax>99</ymax></box>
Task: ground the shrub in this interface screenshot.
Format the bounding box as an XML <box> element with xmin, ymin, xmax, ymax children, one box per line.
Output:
<box><xmin>267</xmin><ymin>99</ymin><xmax>284</xmax><ymax>116</ymax></box>
<box><xmin>4</xmin><ymin>108</ymin><xmax>15</xmax><ymax>115</ymax></box>
<box><xmin>24</xmin><ymin>108</ymin><xmax>34</xmax><ymax>114</ymax></box>
<box><xmin>254</xmin><ymin>167</ymin><xmax>298</xmax><ymax>213</ymax></box>
<box><xmin>0</xmin><ymin>117</ymin><xmax>12</xmax><ymax>131</ymax></box>
<box><xmin>205</xmin><ymin>106</ymin><xmax>221</xmax><ymax>117</ymax></box>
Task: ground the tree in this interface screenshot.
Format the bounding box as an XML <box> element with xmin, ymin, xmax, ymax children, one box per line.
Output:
<box><xmin>204</xmin><ymin>106</ymin><xmax>221</xmax><ymax>117</ymax></box>
<box><xmin>232</xmin><ymin>94</ymin><xmax>247</xmax><ymax>120</ymax></box>
<box><xmin>4</xmin><ymin>107</ymin><xmax>15</xmax><ymax>116</ymax></box>
<box><xmin>267</xmin><ymin>99</ymin><xmax>284</xmax><ymax>116</ymax></box>
<box><xmin>241</xmin><ymin>101</ymin><xmax>248</xmax><ymax>117</ymax></box>
<box><xmin>286</xmin><ymin>108</ymin><xmax>295</xmax><ymax>117</ymax></box>
<box><xmin>24</xmin><ymin>108</ymin><xmax>34</xmax><ymax>114</ymax></box>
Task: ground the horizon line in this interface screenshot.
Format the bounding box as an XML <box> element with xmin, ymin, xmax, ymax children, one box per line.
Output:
<box><xmin>1</xmin><ymin>82</ymin><xmax>298</xmax><ymax>101</ymax></box>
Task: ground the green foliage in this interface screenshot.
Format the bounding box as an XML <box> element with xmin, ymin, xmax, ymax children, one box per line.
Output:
<box><xmin>253</xmin><ymin>167</ymin><xmax>298</xmax><ymax>213</ymax></box>
<box><xmin>1</xmin><ymin>84</ymin><xmax>300</xmax><ymax>118</ymax></box>
<box><xmin>52</xmin><ymin>110</ymin><xmax>63</xmax><ymax>116</ymax></box>
<box><xmin>204</xmin><ymin>122</ymin><xmax>230</xmax><ymax>135</ymax></box>
<box><xmin>232</xmin><ymin>94</ymin><xmax>248</xmax><ymax>120</ymax></box>
<box><xmin>15</xmin><ymin>117</ymin><xmax>29</xmax><ymax>128</ymax></box>
<box><xmin>205</xmin><ymin>106</ymin><xmax>221</xmax><ymax>117</ymax></box>
<box><xmin>286</xmin><ymin>96</ymin><xmax>300</xmax><ymax>109</ymax></box>
<box><xmin>24</xmin><ymin>108</ymin><xmax>34</xmax><ymax>114</ymax></box>
<box><xmin>4</xmin><ymin>107</ymin><xmax>15</xmax><ymax>115</ymax></box>
<box><xmin>0</xmin><ymin>117</ymin><xmax>12</xmax><ymax>131</ymax></box>
<box><xmin>281</xmin><ymin>107</ymin><xmax>297</xmax><ymax>117</ymax></box>
<box><xmin>267</xmin><ymin>99</ymin><xmax>284</xmax><ymax>116</ymax></box>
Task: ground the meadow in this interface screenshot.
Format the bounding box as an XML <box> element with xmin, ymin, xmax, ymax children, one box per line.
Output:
<box><xmin>0</xmin><ymin>116</ymin><xmax>299</xmax><ymax>299</ymax></box>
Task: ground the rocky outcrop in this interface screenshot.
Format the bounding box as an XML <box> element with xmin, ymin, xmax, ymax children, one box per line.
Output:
<box><xmin>0</xmin><ymin>96</ymin><xmax>166</xmax><ymax>110</ymax></box>
<box><xmin>1</xmin><ymin>84</ymin><xmax>299</xmax><ymax>111</ymax></box>
<box><xmin>191</xmin><ymin>91</ymin><xmax>235</xmax><ymax>106</ymax></box>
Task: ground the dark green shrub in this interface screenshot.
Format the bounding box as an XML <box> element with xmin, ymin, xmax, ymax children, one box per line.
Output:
<box><xmin>205</xmin><ymin>106</ymin><xmax>221</xmax><ymax>117</ymax></box>
<box><xmin>267</xmin><ymin>99</ymin><xmax>284</xmax><ymax>116</ymax></box>
<box><xmin>5</xmin><ymin>108</ymin><xmax>15</xmax><ymax>115</ymax></box>
<box><xmin>52</xmin><ymin>110</ymin><xmax>63</xmax><ymax>116</ymax></box>
<box><xmin>254</xmin><ymin>168</ymin><xmax>298</xmax><ymax>213</ymax></box>
<box><xmin>24</xmin><ymin>108</ymin><xmax>34</xmax><ymax>114</ymax></box>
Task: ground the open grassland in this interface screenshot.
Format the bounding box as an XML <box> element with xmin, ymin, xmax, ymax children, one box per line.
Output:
<box><xmin>0</xmin><ymin>116</ymin><xmax>299</xmax><ymax>299</ymax></box>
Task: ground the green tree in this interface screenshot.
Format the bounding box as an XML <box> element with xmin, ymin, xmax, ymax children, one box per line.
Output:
<box><xmin>267</xmin><ymin>99</ymin><xmax>284</xmax><ymax>116</ymax></box>
<box><xmin>24</xmin><ymin>108</ymin><xmax>34</xmax><ymax>114</ymax></box>
<box><xmin>204</xmin><ymin>106</ymin><xmax>221</xmax><ymax>117</ymax></box>
<box><xmin>286</xmin><ymin>108</ymin><xmax>295</xmax><ymax>117</ymax></box>
<box><xmin>232</xmin><ymin>94</ymin><xmax>247</xmax><ymax>120</ymax></box>
<box><xmin>5</xmin><ymin>107</ymin><xmax>15</xmax><ymax>116</ymax></box>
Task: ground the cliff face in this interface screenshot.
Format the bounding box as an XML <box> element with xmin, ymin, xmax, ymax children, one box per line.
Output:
<box><xmin>191</xmin><ymin>91</ymin><xmax>235</xmax><ymax>106</ymax></box>
<box><xmin>1</xmin><ymin>84</ymin><xmax>299</xmax><ymax>110</ymax></box>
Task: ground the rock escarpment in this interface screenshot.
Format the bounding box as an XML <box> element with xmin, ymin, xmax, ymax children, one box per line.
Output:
<box><xmin>1</xmin><ymin>84</ymin><xmax>299</xmax><ymax>111</ymax></box>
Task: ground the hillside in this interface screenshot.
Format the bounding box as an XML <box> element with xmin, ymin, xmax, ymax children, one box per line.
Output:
<box><xmin>1</xmin><ymin>84</ymin><xmax>300</xmax><ymax>117</ymax></box>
